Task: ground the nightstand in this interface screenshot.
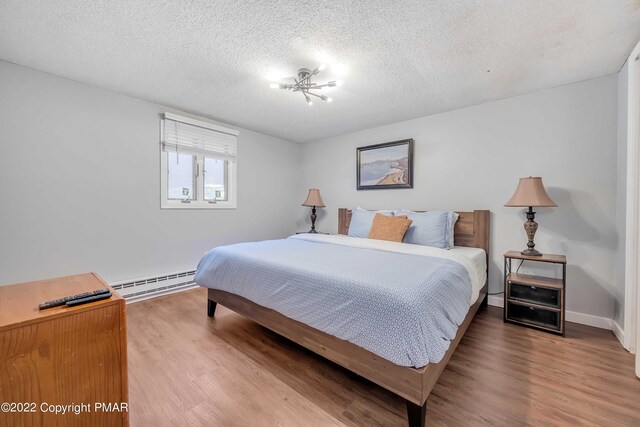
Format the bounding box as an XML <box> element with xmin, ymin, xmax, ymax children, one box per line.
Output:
<box><xmin>503</xmin><ymin>251</ymin><xmax>567</xmax><ymax>335</ymax></box>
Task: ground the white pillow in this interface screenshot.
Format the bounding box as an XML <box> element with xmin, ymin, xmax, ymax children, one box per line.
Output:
<box><xmin>357</xmin><ymin>207</ymin><xmax>395</xmax><ymax>214</ymax></box>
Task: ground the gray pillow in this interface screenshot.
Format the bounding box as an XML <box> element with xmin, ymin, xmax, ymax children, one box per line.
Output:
<box><xmin>348</xmin><ymin>209</ymin><xmax>394</xmax><ymax>238</ymax></box>
<box><xmin>446</xmin><ymin>211</ymin><xmax>460</xmax><ymax>248</ymax></box>
<box><xmin>397</xmin><ymin>210</ymin><xmax>450</xmax><ymax>249</ymax></box>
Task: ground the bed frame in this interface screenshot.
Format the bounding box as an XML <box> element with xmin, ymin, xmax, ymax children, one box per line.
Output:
<box><xmin>207</xmin><ymin>208</ymin><xmax>490</xmax><ymax>427</ymax></box>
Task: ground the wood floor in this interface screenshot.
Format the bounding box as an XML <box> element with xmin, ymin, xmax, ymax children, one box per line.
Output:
<box><xmin>127</xmin><ymin>288</ymin><xmax>640</xmax><ymax>426</ymax></box>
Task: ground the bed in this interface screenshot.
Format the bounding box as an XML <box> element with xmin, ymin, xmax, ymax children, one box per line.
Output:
<box><xmin>197</xmin><ymin>208</ymin><xmax>489</xmax><ymax>427</ymax></box>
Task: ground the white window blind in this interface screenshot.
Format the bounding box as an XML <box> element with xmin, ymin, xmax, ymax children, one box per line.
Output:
<box><xmin>162</xmin><ymin>113</ymin><xmax>238</xmax><ymax>161</ymax></box>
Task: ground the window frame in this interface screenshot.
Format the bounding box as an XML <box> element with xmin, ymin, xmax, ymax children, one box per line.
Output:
<box><xmin>203</xmin><ymin>156</ymin><xmax>229</xmax><ymax>203</ymax></box>
<box><xmin>165</xmin><ymin>152</ymin><xmax>197</xmax><ymax>201</ymax></box>
<box><xmin>160</xmin><ymin>114</ymin><xmax>238</xmax><ymax>210</ymax></box>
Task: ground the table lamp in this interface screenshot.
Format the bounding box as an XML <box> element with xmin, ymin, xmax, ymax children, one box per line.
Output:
<box><xmin>302</xmin><ymin>189</ymin><xmax>325</xmax><ymax>233</ymax></box>
<box><xmin>504</xmin><ymin>177</ymin><xmax>557</xmax><ymax>256</ymax></box>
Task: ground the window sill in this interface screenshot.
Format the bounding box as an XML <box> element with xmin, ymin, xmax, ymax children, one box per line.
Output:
<box><xmin>161</xmin><ymin>201</ymin><xmax>236</xmax><ymax>210</ymax></box>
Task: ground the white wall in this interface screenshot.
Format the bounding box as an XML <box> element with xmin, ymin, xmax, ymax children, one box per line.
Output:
<box><xmin>0</xmin><ymin>60</ymin><xmax>301</xmax><ymax>285</ymax></box>
<box><xmin>298</xmin><ymin>75</ymin><xmax>619</xmax><ymax>321</ymax></box>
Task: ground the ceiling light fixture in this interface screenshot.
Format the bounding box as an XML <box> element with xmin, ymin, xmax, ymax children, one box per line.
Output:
<box><xmin>270</xmin><ymin>65</ymin><xmax>341</xmax><ymax>105</ymax></box>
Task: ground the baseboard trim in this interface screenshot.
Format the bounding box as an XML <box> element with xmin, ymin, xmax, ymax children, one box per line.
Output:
<box><xmin>567</xmin><ymin>311</ymin><xmax>613</xmax><ymax>330</ymax></box>
<box><xmin>487</xmin><ymin>296</ymin><xmax>613</xmax><ymax>331</ymax></box>
<box><xmin>612</xmin><ymin>320</ymin><xmax>626</xmax><ymax>348</ymax></box>
<box><xmin>487</xmin><ymin>295</ymin><xmax>504</xmax><ymax>309</ymax></box>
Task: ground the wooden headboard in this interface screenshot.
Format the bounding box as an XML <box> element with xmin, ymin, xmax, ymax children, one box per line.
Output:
<box><xmin>337</xmin><ymin>208</ymin><xmax>490</xmax><ymax>257</ymax></box>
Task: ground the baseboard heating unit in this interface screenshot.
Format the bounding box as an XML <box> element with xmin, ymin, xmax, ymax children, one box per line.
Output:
<box><xmin>111</xmin><ymin>270</ymin><xmax>197</xmax><ymax>302</ymax></box>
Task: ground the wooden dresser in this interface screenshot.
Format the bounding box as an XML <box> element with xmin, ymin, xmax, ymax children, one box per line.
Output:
<box><xmin>0</xmin><ymin>273</ymin><xmax>128</xmax><ymax>426</ymax></box>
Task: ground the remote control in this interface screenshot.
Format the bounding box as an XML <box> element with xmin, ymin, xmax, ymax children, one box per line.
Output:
<box><xmin>38</xmin><ymin>288</ymin><xmax>111</xmax><ymax>310</ymax></box>
<box><xmin>66</xmin><ymin>292</ymin><xmax>112</xmax><ymax>307</ymax></box>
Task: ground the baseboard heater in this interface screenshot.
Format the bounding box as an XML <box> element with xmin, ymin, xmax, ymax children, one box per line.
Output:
<box><xmin>111</xmin><ymin>270</ymin><xmax>197</xmax><ymax>302</ymax></box>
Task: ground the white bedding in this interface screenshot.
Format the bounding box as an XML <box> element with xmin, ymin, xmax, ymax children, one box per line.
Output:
<box><xmin>449</xmin><ymin>246</ymin><xmax>487</xmax><ymax>304</ymax></box>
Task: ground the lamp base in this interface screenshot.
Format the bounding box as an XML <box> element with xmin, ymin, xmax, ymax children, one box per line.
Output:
<box><xmin>309</xmin><ymin>206</ymin><xmax>318</xmax><ymax>233</ymax></box>
<box><xmin>521</xmin><ymin>206</ymin><xmax>542</xmax><ymax>257</ymax></box>
<box><xmin>521</xmin><ymin>248</ymin><xmax>542</xmax><ymax>257</ymax></box>
<box><xmin>307</xmin><ymin>229</ymin><xmax>318</xmax><ymax>234</ymax></box>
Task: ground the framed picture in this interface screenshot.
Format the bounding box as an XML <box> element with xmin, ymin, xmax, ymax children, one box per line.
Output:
<box><xmin>356</xmin><ymin>138</ymin><xmax>414</xmax><ymax>190</ymax></box>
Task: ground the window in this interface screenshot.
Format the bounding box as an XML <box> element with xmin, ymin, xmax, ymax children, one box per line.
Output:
<box><xmin>161</xmin><ymin>113</ymin><xmax>238</xmax><ymax>209</ymax></box>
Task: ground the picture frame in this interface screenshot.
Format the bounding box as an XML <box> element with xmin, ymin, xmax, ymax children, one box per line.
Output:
<box><xmin>356</xmin><ymin>138</ymin><xmax>414</xmax><ymax>190</ymax></box>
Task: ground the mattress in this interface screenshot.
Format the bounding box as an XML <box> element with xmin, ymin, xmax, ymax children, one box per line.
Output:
<box><xmin>450</xmin><ymin>246</ymin><xmax>487</xmax><ymax>304</ymax></box>
<box><xmin>195</xmin><ymin>234</ymin><xmax>486</xmax><ymax>367</ymax></box>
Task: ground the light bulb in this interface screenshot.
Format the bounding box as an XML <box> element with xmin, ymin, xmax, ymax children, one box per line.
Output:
<box><xmin>269</xmin><ymin>83</ymin><xmax>279</xmax><ymax>89</ymax></box>
<box><xmin>318</xmin><ymin>63</ymin><xmax>327</xmax><ymax>71</ymax></box>
<box><xmin>327</xmin><ymin>97</ymin><xmax>333</xmax><ymax>102</ymax></box>
<box><xmin>336</xmin><ymin>80</ymin><xmax>344</xmax><ymax>87</ymax></box>
<box><xmin>307</xmin><ymin>100</ymin><xmax>313</xmax><ymax>106</ymax></box>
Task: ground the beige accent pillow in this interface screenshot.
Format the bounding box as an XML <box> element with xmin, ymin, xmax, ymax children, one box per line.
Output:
<box><xmin>368</xmin><ymin>213</ymin><xmax>413</xmax><ymax>242</ymax></box>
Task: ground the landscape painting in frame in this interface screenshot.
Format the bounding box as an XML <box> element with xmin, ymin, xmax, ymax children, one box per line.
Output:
<box><xmin>357</xmin><ymin>139</ymin><xmax>414</xmax><ymax>190</ymax></box>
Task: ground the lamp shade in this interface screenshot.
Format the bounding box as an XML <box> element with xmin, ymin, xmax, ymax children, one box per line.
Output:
<box><xmin>505</xmin><ymin>177</ymin><xmax>557</xmax><ymax>207</ymax></box>
<box><xmin>302</xmin><ymin>188</ymin><xmax>325</xmax><ymax>207</ymax></box>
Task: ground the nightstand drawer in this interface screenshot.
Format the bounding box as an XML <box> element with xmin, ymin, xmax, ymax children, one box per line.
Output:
<box><xmin>508</xmin><ymin>282</ymin><xmax>560</xmax><ymax>308</ymax></box>
<box><xmin>506</xmin><ymin>301</ymin><xmax>561</xmax><ymax>331</ymax></box>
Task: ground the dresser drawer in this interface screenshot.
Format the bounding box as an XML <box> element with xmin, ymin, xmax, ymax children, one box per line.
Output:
<box><xmin>508</xmin><ymin>281</ymin><xmax>560</xmax><ymax>308</ymax></box>
<box><xmin>506</xmin><ymin>301</ymin><xmax>561</xmax><ymax>331</ymax></box>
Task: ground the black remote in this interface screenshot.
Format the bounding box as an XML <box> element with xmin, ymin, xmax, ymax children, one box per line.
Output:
<box><xmin>38</xmin><ymin>288</ymin><xmax>111</xmax><ymax>310</ymax></box>
<box><xmin>66</xmin><ymin>292</ymin><xmax>112</xmax><ymax>307</ymax></box>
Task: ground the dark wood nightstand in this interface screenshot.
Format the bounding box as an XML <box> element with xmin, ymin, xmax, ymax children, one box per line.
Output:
<box><xmin>504</xmin><ymin>251</ymin><xmax>567</xmax><ymax>335</ymax></box>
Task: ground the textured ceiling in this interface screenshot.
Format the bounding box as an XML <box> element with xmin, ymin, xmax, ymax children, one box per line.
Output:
<box><xmin>1</xmin><ymin>1</ymin><xmax>639</xmax><ymax>143</ymax></box>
